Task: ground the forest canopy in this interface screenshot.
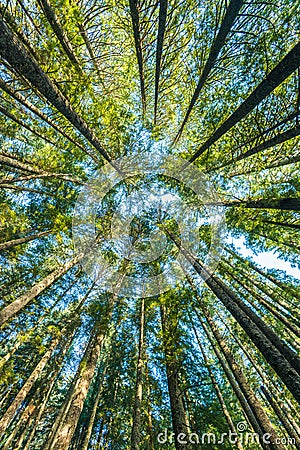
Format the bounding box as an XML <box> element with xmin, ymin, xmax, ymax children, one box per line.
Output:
<box><xmin>0</xmin><ymin>0</ymin><xmax>300</xmax><ymax>449</ymax></box>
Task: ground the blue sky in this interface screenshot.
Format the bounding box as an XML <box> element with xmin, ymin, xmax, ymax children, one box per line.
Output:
<box><xmin>228</xmin><ymin>235</ymin><xmax>300</xmax><ymax>280</ymax></box>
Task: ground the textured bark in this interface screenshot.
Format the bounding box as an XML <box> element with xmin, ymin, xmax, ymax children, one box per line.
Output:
<box><xmin>223</xmin><ymin>261</ymin><xmax>300</xmax><ymax>338</ymax></box>
<box><xmin>224</xmin><ymin>197</ymin><xmax>300</xmax><ymax>211</ymax></box>
<box><xmin>0</xmin><ymin>339</ymin><xmax>58</xmax><ymax>435</ymax></box>
<box><xmin>50</xmin><ymin>329</ymin><xmax>103</xmax><ymax>450</ymax></box>
<box><xmin>37</xmin><ymin>0</ymin><xmax>81</xmax><ymax>68</ymax></box>
<box><xmin>160</xmin><ymin>304</ymin><xmax>191</xmax><ymax>450</ymax></box>
<box><xmin>0</xmin><ymin>230</ymin><xmax>51</xmax><ymax>251</ymax></box>
<box><xmin>0</xmin><ymin>255</ymin><xmax>80</xmax><ymax>326</ymax></box>
<box><xmin>0</xmin><ymin>17</ymin><xmax>113</xmax><ymax>166</ymax></box>
<box><xmin>174</xmin><ymin>0</ymin><xmax>244</xmax><ymax>142</ymax></box>
<box><xmin>189</xmin><ymin>41</ymin><xmax>300</xmax><ymax>162</ymax></box>
<box><xmin>193</xmin><ymin>322</ymin><xmax>244</xmax><ymax>450</ymax></box>
<box><xmin>81</xmin><ymin>365</ymin><xmax>107</xmax><ymax>450</ymax></box>
<box><xmin>167</xmin><ymin>230</ymin><xmax>300</xmax><ymax>402</ymax></box>
<box><xmin>154</xmin><ymin>0</ymin><xmax>168</xmax><ymax>124</ymax></box>
<box><xmin>129</xmin><ymin>0</ymin><xmax>146</xmax><ymax>114</ymax></box>
<box><xmin>192</xmin><ymin>306</ymin><xmax>284</xmax><ymax>450</ymax></box>
<box><xmin>225</xmin><ymin>246</ymin><xmax>300</xmax><ymax>303</ymax></box>
<box><xmin>130</xmin><ymin>298</ymin><xmax>145</xmax><ymax>450</ymax></box>
<box><xmin>0</xmin><ymin>77</ymin><xmax>89</xmax><ymax>153</ymax></box>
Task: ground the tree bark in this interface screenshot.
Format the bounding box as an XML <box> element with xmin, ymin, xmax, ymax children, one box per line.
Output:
<box><xmin>174</xmin><ymin>0</ymin><xmax>244</xmax><ymax>142</ymax></box>
<box><xmin>0</xmin><ymin>17</ymin><xmax>114</xmax><ymax>166</ymax></box>
<box><xmin>130</xmin><ymin>297</ymin><xmax>145</xmax><ymax>450</ymax></box>
<box><xmin>0</xmin><ymin>104</ymin><xmax>56</xmax><ymax>145</ymax></box>
<box><xmin>129</xmin><ymin>0</ymin><xmax>146</xmax><ymax>115</ymax></box>
<box><xmin>154</xmin><ymin>0</ymin><xmax>168</xmax><ymax>124</ymax></box>
<box><xmin>0</xmin><ymin>230</ymin><xmax>51</xmax><ymax>252</ymax></box>
<box><xmin>261</xmin><ymin>386</ymin><xmax>300</xmax><ymax>449</ymax></box>
<box><xmin>0</xmin><ymin>338</ymin><xmax>58</xmax><ymax>435</ymax></box>
<box><xmin>193</xmin><ymin>322</ymin><xmax>244</xmax><ymax>450</ymax></box>
<box><xmin>160</xmin><ymin>304</ymin><xmax>191</xmax><ymax>450</ymax></box>
<box><xmin>37</xmin><ymin>0</ymin><xmax>82</xmax><ymax>68</ymax></box>
<box><xmin>0</xmin><ymin>76</ymin><xmax>89</xmax><ymax>153</ymax></box>
<box><xmin>189</xmin><ymin>41</ymin><xmax>300</xmax><ymax>162</ymax></box>
<box><xmin>167</xmin><ymin>230</ymin><xmax>300</xmax><ymax>402</ymax></box>
<box><xmin>0</xmin><ymin>254</ymin><xmax>81</xmax><ymax>326</ymax></box>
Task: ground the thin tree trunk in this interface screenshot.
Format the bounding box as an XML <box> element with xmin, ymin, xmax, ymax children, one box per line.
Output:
<box><xmin>174</xmin><ymin>0</ymin><xmax>244</xmax><ymax>143</ymax></box>
<box><xmin>49</xmin><ymin>285</ymin><xmax>121</xmax><ymax>450</ymax></box>
<box><xmin>37</xmin><ymin>0</ymin><xmax>81</xmax><ymax>68</ymax></box>
<box><xmin>214</xmin><ymin>124</ymin><xmax>300</xmax><ymax>171</ymax></box>
<box><xmin>0</xmin><ymin>338</ymin><xmax>59</xmax><ymax>435</ymax></box>
<box><xmin>192</xmin><ymin>305</ymin><xmax>284</xmax><ymax>450</ymax></box>
<box><xmin>0</xmin><ymin>104</ymin><xmax>56</xmax><ymax>145</ymax></box>
<box><xmin>0</xmin><ymin>230</ymin><xmax>51</xmax><ymax>251</ymax></box>
<box><xmin>193</xmin><ymin>322</ymin><xmax>244</xmax><ymax>450</ymax></box>
<box><xmin>189</xmin><ymin>41</ymin><xmax>300</xmax><ymax>162</ymax></box>
<box><xmin>192</xmin><ymin>310</ymin><xmax>268</xmax><ymax>446</ymax></box>
<box><xmin>0</xmin><ymin>152</ymin><xmax>83</xmax><ymax>184</ymax></box>
<box><xmin>0</xmin><ymin>254</ymin><xmax>81</xmax><ymax>326</ymax></box>
<box><xmin>0</xmin><ymin>17</ymin><xmax>115</xmax><ymax>166</ymax></box>
<box><xmin>225</xmin><ymin>246</ymin><xmax>300</xmax><ymax>302</ymax></box>
<box><xmin>223</xmin><ymin>261</ymin><xmax>300</xmax><ymax>338</ymax></box>
<box><xmin>223</xmin><ymin>197</ymin><xmax>300</xmax><ymax>211</ymax></box>
<box><xmin>0</xmin><ymin>76</ymin><xmax>89</xmax><ymax>153</ymax></box>
<box><xmin>160</xmin><ymin>304</ymin><xmax>191</xmax><ymax>450</ymax></box>
<box><xmin>166</xmin><ymin>229</ymin><xmax>300</xmax><ymax>402</ymax></box>
<box><xmin>130</xmin><ymin>297</ymin><xmax>145</xmax><ymax>450</ymax></box>
<box><xmin>154</xmin><ymin>0</ymin><xmax>168</xmax><ymax>124</ymax></box>
<box><xmin>129</xmin><ymin>0</ymin><xmax>146</xmax><ymax>115</ymax></box>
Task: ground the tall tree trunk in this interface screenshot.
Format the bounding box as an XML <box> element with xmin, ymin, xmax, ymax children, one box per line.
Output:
<box><xmin>192</xmin><ymin>321</ymin><xmax>244</xmax><ymax>450</ymax></box>
<box><xmin>222</xmin><ymin>261</ymin><xmax>300</xmax><ymax>338</ymax></box>
<box><xmin>37</xmin><ymin>0</ymin><xmax>82</xmax><ymax>68</ymax></box>
<box><xmin>167</xmin><ymin>230</ymin><xmax>300</xmax><ymax>402</ymax></box>
<box><xmin>0</xmin><ymin>77</ymin><xmax>89</xmax><ymax>153</ymax></box>
<box><xmin>193</xmin><ymin>311</ymin><xmax>267</xmax><ymax>445</ymax></box>
<box><xmin>225</xmin><ymin>246</ymin><xmax>300</xmax><ymax>302</ymax></box>
<box><xmin>0</xmin><ymin>230</ymin><xmax>51</xmax><ymax>252</ymax></box>
<box><xmin>261</xmin><ymin>386</ymin><xmax>300</xmax><ymax>449</ymax></box>
<box><xmin>154</xmin><ymin>0</ymin><xmax>168</xmax><ymax>124</ymax></box>
<box><xmin>192</xmin><ymin>305</ymin><xmax>284</xmax><ymax>450</ymax></box>
<box><xmin>222</xmin><ymin>197</ymin><xmax>300</xmax><ymax>211</ymax></box>
<box><xmin>0</xmin><ymin>104</ymin><xmax>56</xmax><ymax>145</ymax></box>
<box><xmin>0</xmin><ymin>254</ymin><xmax>81</xmax><ymax>326</ymax></box>
<box><xmin>160</xmin><ymin>304</ymin><xmax>191</xmax><ymax>450</ymax></box>
<box><xmin>80</xmin><ymin>365</ymin><xmax>107</xmax><ymax>450</ymax></box>
<box><xmin>49</xmin><ymin>288</ymin><xmax>119</xmax><ymax>450</ymax></box>
<box><xmin>189</xmin><ymin>41</ymin><xmax>300</xmax><ymax>162</ymax></box>
<box><xmin>0</xmin><ymin>338</ymin><xmax>59</xmax><ymax>435</ymax></box>
<box><xmin>0</xmin><ymin>17</ymin><xmax>115</xmax><ymax>166</ymax></box>
<box><xmin>174</xmin><ymin>0</ymin><xmax>244</xmax><ymax>142</ymax></box>
<box><xmin>129</xmin><ymin>0</ymin><xmax>146</xmax><ymax>115</ymax></box>
<box><xmin>130</xmin><ymin>297</ymin><xmax>145</xmax><ymax>450</ymax></box>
